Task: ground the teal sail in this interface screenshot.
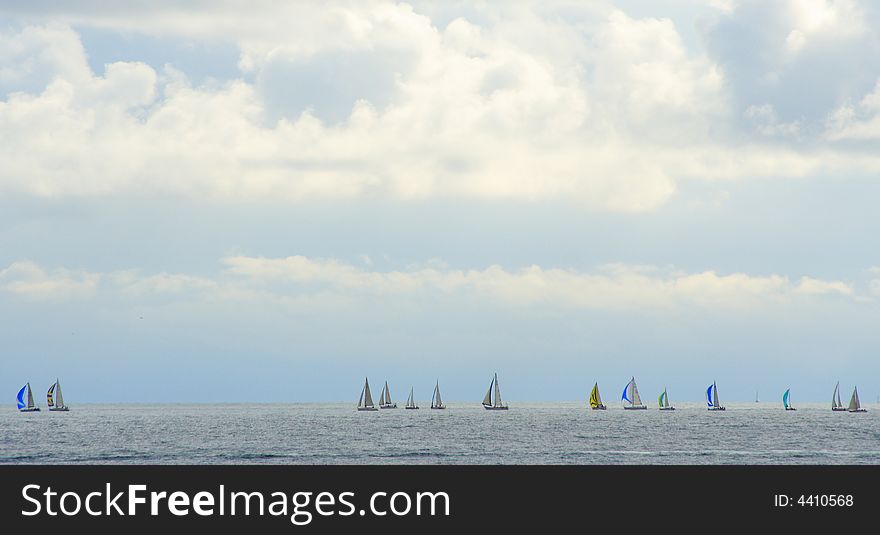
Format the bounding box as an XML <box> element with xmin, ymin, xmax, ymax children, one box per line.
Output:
<box><xmin>16</xmin><ymin>385</ymin><xmax>26</xmax><ymax>410</ymax></box>
<box><xmin>783</xmin><ymin>388</ymin><xmax>790</xmax><ymax>409</ymax></box>
<box><xmin>658</xmin><ymin>391</ymin><xmax>666</xmax><ymax>408</ymax></box>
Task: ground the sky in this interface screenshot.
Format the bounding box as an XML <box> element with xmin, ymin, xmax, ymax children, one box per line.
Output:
<box><xmin>2</xmin><ymin>0</ymin><xmax>880</xmax><ymax>404</ymax></box>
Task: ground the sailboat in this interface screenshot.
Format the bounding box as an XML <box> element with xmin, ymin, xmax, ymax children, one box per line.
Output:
<box><xmin>589</xmin><ymin>382</ymin><xmax>606</xmax><ymax>410</ymax></box>
<box><xmin>621</xmin><ymin>377</ymin><xmax>647</xmax><ymax>410</ymax></box>
<box><xmin>16</xmin><ymin>383</ymin><xmax>39</xmax><ymax>412</ymax></box>
<box><xmin>405</xmin><ymin>387</ymin><xmax>419</xmax><ymax>410</ymax></box>
<box><xmin>378</xmin><ymin>381</ymin><xmax>397</xmax><ymax>409</ymax></box>
<box><xmin>831</xmin><ymin>381</ymin><xmax>847</xmax><ymax>411</ymax></box>
<box><xmin>658</xmin><ymin>387</ymin><xmax>675</xmax><ymax>411</ymax></box>
<box><xmin>357</xmin><ymin>377</ymin><xmax>378</xmax><ymax>411</ymax></box>
<box><xmin>847</xmin><ymin>386</ymin><xmax>867</xmax><ymax>413</ymax></box>
<box><xmin>47</xmin><ymin>379</ymin><xmax>69</xmax><ymax>412</ymax></box>
<box><xmin>706</xmin><ymin>381</ymin><xmax>725</xmax><ymax>411</ymax></box>
<box><xmin>482</xmin><ymin>373</ymin><xmax>508</xmax><ymax>410</ymax></box>
<box><xmin>783</xmin><ymin>388</ymin><xmax>796</xmax><ymax>411</ymax></box>
<box><xmin>431</xmin><ymin>381</ymin><xmax>446</xmax><ymax>410</ymax></box>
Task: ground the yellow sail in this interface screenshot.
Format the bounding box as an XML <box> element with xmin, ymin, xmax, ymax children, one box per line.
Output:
<box><xmin>589</xmin><ymin>383</ymin><xmax>600</xmax><ymax>408</ymax></box>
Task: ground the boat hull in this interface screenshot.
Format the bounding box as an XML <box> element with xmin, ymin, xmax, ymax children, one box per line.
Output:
<box><xmin>430</xmin><ymin>406</ymin><xmax>446</xmax><ymax>410</ymax></box>
<box><xmin>659</xmin><ymin>407</ymin><xmax>676</xmax><ymax>411</ymax></box>
<box><xmin>405</xmin><ymin>406</ymin><xmax>419</xmax><ymax>410</ymax></box>
<box><xmin>379</xmin><ymin>404</ymin><xmax>398</xmax><ymax>409</ymax></box>
<box><xmin>785</xmin><ymin>407</ymin><xmax>797</xmax><ymax>411</ymax></box>
<box><xmin>707</xmin><ymin>407</ymin><xmax>726</xmax><ymax>411</ymax></box>
<box><xmin>357</xmin><ymin>407</ymin><xmax>378</xmax><ymax>411</ymax></box>
<box><xmin>848</xmin><ymin>409</ymin><xmax>867</xmax><ymax>413</ymax></box>
<box><xmin>624</xmin><ymin>405</ymin><xmax>647</xmax><ymax>410</ymax></box>
<box><xmin>49</xmin><ymin>407</ymin><xmax>69</xmax><ymax>412</ymax></box>
<box><xmin>483</xmin><ymin>405</ymin><xmax>508</xmax><ymax>410</ymax></box>
<box><xmin>590</xmin><ymin>405</ymin><xmax>607</xmax><ymax>410</ymax></box>
<box><xmin>831</xmin><ymin>407</ymin><xmax>848</xmax><ymax>411</ymax></box>
<box><xmin>19</xmin><ymin>407</ymin><xmax>40</xmax><ymax>412</ymax></box>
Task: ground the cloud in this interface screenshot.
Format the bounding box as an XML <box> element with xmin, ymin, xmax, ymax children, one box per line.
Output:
<box><xmin>1</xmin><ymin>3</ymin><xmax>880</xmax><ymax>211</ymax></box>
<box><xmin>825</xmin><ymin>79</ymin><xmax>880</xmax><ymax>139</ymax></box>
<box><xmin>23</xmin><ymin>255</ymin><xmax>836</xmax><ymax>311</ymax></box>
<box><xmin>0</xmin><ymin>260</ymin><xmax>99</xmax><ymax>299</ymax></box>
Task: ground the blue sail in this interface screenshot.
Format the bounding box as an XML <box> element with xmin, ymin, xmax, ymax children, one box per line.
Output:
<box><xmin>621</xmin><ymin>382</ymin><xmax>631</xmax><ymax>403</ymax></box>
<box><xmin>16</xmin><ymin>385</ymin><xmax>26</xmax><ymax>410</ymax></box>
<box><xmin>706</xmin><ymin>384</ymin><xmax>714</xmax><ymax>407</ymax></box>
<box><xmin>783</xmin><ymin>389</ymin><xmax>790</xmax><ymax>408</ymax></box>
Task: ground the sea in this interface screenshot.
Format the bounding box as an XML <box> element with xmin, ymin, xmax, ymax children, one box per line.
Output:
<box><xmin>2</xmin><ymin>402</ymin><xmax>879</xmax><ymax>464</ymax></box>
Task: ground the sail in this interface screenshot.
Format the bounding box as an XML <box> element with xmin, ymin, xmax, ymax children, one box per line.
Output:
<box><xmin>848</xmin><ymin>387</ymin><xmax>860</xmax><ymax>411</ymax></box>
<box><xmin>631</xmin><ymin>379</ymin><xmax>643</xmax><ymax>406</ymax></box>
<box><xmin>17</xmin><ymin>385</ymin><xmax>26</xmax><ymax>410</ymax></box>
<box><xmin>483</xmin><ymin>377</ymin><xmax>493</xmax><ymax>406</ymax></box>
<box><xmin>713</xmin><ymin>382</ymin><xmax>720</xmax><ymax>407</ymax></box>
<box><xmin>833</xmin><ymin>382</ymin><xmax>841</xmax><ymax>408</ymax></box>
<box><xmin>783</xmin><ymin>389</ymin><xmax>790</xmax><ymax>409</ymax></box>
<box><xmin>622</xmin><ymin>380</ymin><xmax>632</xmax><ymax>403</ymax></box>
<box><xmin>493</xmin><ymin>374</ymin><xmax>502</xmax><ymax>407</ymax></box>
<box><xmin>384</xmin><ymin>382</ymin><xmax>392</xmax><ymax>405</ymax></box>
<box><xmin>706</xmin><ymin>384</ymin><xmax>714</xmax><ymax>407</ymax></box>
<box><xmin>406</xmin><ymin>387</ymin><xmax>415</xmax><ymax>408</ymax></box>
<box><xmin>26</xmin><ymin>383</ymin><xmax>35</xmax><ymax>409</ymax></box>
<box><xmin>47</xmin><ymin>383</ymin><xmax>56</xmax><ymax>408</ymax></box>
<box><xmin>363</xmin><ymin>378</ymin><xmax>375</xmax><ymax>408</ymax></box>
<box><xmin>433</xmin><ymin>382</ymin><xmax>443</xmax><ymax>408</ymax></box>
<box><xmin>56</xmin><ymin>380</ymin><xmax>64</xmax><ymax>407</ymax></box>
<box><xmin>659</xmin><ymin>388</ymin><xmax>669</xmax><ymax>408</ymax></box>
<box><xmin>589</xmin><ymin>383</ymin><xmax>598</xmax><ymax>408</ymax></box>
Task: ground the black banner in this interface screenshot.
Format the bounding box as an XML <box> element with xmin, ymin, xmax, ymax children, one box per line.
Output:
<box><xmin>1</xmin><ymin>465</ymin><xmax>875</xmax><ymax>531</ymax></box>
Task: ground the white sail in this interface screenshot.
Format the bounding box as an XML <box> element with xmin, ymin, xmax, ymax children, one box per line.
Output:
<box><xmin>406</xmin><ymin>387</ymin><xmax>416</xmax><ymax>408</ymax></box>
<box><xmin>432</xmin><ymin>382</ymin><xmax>443</xmax><ymax>408</ymax></box>
<box><xmin>848</xmin><ymin>387</ymin><xmax>860</xmax><ymax>411</ymax></box>
<box><xmin>26</xmin><ymin>382</ymin><xmax>35</xmax><ymax>409</ymax></box>
<box><xmin>383</xmin><ymin>382</ymin><xmax>392</xmax><ymax>405</ymax></box>
<box><xmin>713</xmin><ymin>382</ymin><xmax>720</xmax><ymax>407</ymax></box>
<box><xmin>663</xmin><ymin>389</ymin><xmax>670</xmax><ymax>408</ymax></box>
<box><xmin>832</xmin><ymin>382</ymin><xmax>841</xmax><ymax>408</ymax></box>
<box><xmin>362</xmin><ymin>378</ymin><xmax>375</xmax><ymax>408</ymax></box>
<box><xmin>493</xmin><ymin>373</ymin><xmax>502</xmax><ymax>407</ymax></box>
<box><xmin>631</xmin><ymin>378</ymin><xmax>643</xmax><ymax>406</ymax></box>
<box><xmin>483</xmin><ymin>378</ymin><xmax>493</xmax><ymax>406</ymax></box>
<box><xmin>56</xmin><ymin>380</ymin><xmax>64</xmax><ymax>408</ymax></box>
